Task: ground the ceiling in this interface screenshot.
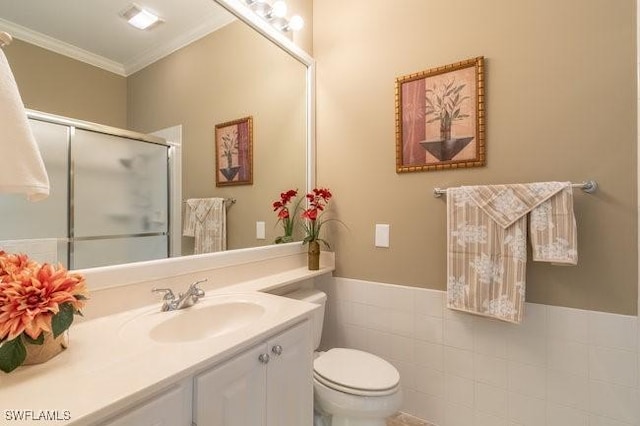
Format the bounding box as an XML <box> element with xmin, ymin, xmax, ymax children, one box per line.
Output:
<box><xmin>0</xmin><ymin>0</ymin><xmax>235</xmax><ymax>76</ymax></box>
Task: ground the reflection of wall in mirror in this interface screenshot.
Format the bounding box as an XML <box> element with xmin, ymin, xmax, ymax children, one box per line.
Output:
<box><xmin>127</xmin><ymin>20</ymin><xmax>306</xmax><ymax>254</ymax></box>
<box><xmin>5</xmin><ymin>20</ymin><xmax>307</xmax><ymax>256</ymax></box>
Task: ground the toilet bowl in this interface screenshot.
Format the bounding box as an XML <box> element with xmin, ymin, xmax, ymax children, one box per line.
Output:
<box><xmin>283</xmin><ymin>288</ymin><xmax>402</xmax><ymax>426</ymax></box>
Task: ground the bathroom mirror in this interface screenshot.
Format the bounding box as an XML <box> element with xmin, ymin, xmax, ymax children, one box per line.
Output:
<box><xmin>0</xmin><ymin>0</ymin><xmax>315</xmax><ymax>266</ymax></box>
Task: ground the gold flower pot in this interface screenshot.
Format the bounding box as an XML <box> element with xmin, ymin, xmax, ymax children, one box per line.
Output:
<box><xmin>24</xmin><ymin>332</ymin><xmax>68</xmax><ymax>365</ymax></box>
<box><xmin>308</xmin><ymin>240</ymin><xmax>320</xmax><ymax>271</ymax></box>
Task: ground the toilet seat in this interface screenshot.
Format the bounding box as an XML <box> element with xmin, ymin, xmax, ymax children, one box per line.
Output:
<box><xmin>313</xmin><ymin>348</ymin><xmax>400</xmax><ymax>397</ymax></box>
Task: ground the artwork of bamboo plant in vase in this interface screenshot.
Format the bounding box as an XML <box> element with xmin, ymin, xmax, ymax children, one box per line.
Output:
<box><xmin>418</xmin><ymin>78</ymin><xmax>475</xmax><ymax>161</ymax></box>
<box><xmin>219</xmin><ymin>130</ymin><xmax>241</xmax><ymax>182</ymax></box>
<box><xmin>395</xmin><ymin>57</ymin><xmax>485</xmax><ymax>172</ymax></box>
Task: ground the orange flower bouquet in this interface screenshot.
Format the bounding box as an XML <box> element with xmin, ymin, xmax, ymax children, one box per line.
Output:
<box><xmin>0</xmin><ymin>251</ymin><xmax>88</xmax><ymax>373</ymax></box>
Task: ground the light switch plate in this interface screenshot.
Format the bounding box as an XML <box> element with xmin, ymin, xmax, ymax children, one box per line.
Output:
<box><xmin>375</xmin><ymin>224</ymin><xmax>390</xmax><ymax>248</ymax></box>
<box><xmin>256</xmin><ymin>221</ymin><xmax>266</xmax><ymax>240</ymax></box>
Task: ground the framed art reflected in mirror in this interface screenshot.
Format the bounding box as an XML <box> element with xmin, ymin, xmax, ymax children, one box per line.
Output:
<box><xmin>215</xmin><ymin>116</ymin><xmax>253</xmax><ymax>187</ymax></box>
<box><xmin>395</xmin><ymin>56</ymin><xmax>485</xmax><ymax>173</ymax></box>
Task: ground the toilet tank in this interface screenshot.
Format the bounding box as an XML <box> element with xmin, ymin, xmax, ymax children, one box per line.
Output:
<box><xmin>281</xmin><ymin>288</ymin><xmax>326</xmax><ymax>350</ymax></box>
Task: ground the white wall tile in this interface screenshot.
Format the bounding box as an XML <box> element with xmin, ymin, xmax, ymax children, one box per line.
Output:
<box><xmin>390</xmin><ymin>309</ymin><xmax>415</xmax><ymax>337</ymax></box>
<box><xmin>546</xmin><ymin>371</ymin><xmax>589</xmax><ymax>410</ymax></box>
<box><xmin>342</xmin><ymin>324</ymin><xmax>370</xmax><ymax>352</ymax></box>
<box><xmin>475</xmin><ymin>382</ymin><xmax>508</xmax><ymax>418</ymax></box>
<box><xmin>546</xmin><ymin>403</ymin><xmax>588</xmax><ymax>426</ymax></box>
<box><xmin>589</xmin><ymin>312</ymin><xmax>638</xmax><ymax>351</ymax></box>
<box><xmin>415</xmin><ymin>340</ymin><xmax>444</xmax><ymax>371</ymax></box>
<box><xmin>389</xmin><ymin>334</ymin><xmax>416</xmax><ymax>363</ymax></box>
<box><xmin>475</xmin><ymin>353</ymin><xmax>508</xmax><ymax>388</ymax></box>
<box><xmin>547</xmin><ymin>339</ymin><xmax>589</xmax><ymax>377</ymax></box>
<box><xmin>444</xmin><ymin>347</ymin><xmax>474</xmax><ymax>379</ymax></box>
<box><xmin>414</xmin><ymin>366</ymin><xmax>445</xmax><ymax>397</ymax></box>
<box><xmin>588</xmin><ymin>414</ymin><xmax>636</xmax><ymax>426</ymax></box>
<box><xmin>414</xmin><ymin>288</ymin><xmax>444</xmax><ymax>318</ymax></box>
<box><xmin>350</xmin><ymin>302</ymin><xmax>369</xmax><ymax>327</ymax></box>
<box><xmin>319</xmin><ymin>278</ymin><xmax>640</xmax><ymax>426</ymax></box>
<box><xmin>444</xmin><ymin>317</ymin><xmax>475</xmax><ymax>350</ymax></box>
<box><xmin>516</xmin><ymin>303</ymin><xmax>548</xmax><ymax>337</ymax></box>
<box><xmin>474</xmin><ymin>319</ymin><xmax>510</xmax><ymax>358</ymax></box>
<box><xmin>403</xmin><ymin>390</ymin><xmax>444</xmax><ymax>425</ymax></box>
<box><xmin>414</xmin><ymin>315</ymin><xmax>443</xmax><ymax>344</ymax></box>
<box><xmin>475</xmin><ymin>411</ymin><xmax>509</xmax><ymax>426</ymax></box>
<box><xmin>589</xmin><ymin>346</ymin><xmax>638</xmax><ymax>388</ymax></box>
<box><xmin>445</xmin><ymin>374</ymin><xmax>475</xmax><ymax>407</ymax></box>
<box><xmin>507</xmin><ymin>334</ymin><xmax>547</xmax><ymax>367</ymax></box>
<box><xmin>547</xmin><ymin>306</ymin><xmax>589</xmax><ymax>343</ymax></box>
<box><xmin>367</xmin><ymin>329</ymin><xmax>394</xmax><ymax>360</ymax></box>
<box><xmin>588</xmin><ymin>380</ymin><xmax>639</xmax><ymax>424</ymax></box>
<box><xmin>508</xmin><ymin>393</ymin><xmax>546</xmax><ymax>426</ymax></box>
<box><xmin>508</xmin><ymin>361</ymin><xmax>547</xmax><ymax>399</ymax></box>
<box><xmin>445</xmin><ymin>403</ymin><xmax>475</xmax><ymax>426</ymax></box>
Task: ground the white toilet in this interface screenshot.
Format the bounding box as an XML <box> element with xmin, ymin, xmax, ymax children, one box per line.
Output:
<box><xmin>285</xmin><ymin>288</ymin><xmax>402</xmax><ymax>426</ymax></box>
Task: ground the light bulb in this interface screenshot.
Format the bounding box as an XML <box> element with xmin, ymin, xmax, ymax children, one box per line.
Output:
<box><xmin>288</xmin><ymin>15</ymin><xmax>304</xmax><ymax>31</ymax></box>
<box><xmin>272</xmin><ymin>1</ymin><xmax>287</xmax><ymax>18</ymax></box>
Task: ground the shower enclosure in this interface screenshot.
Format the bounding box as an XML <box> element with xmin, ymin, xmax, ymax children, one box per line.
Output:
<box><xmin>0</xmin><ymin>111</ymin><xmax>170</xmax><ymax>269</ymax></box>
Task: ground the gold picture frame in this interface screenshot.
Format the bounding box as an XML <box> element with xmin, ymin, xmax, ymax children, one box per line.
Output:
<box><xmin>395</xmin><ymin>57</ymin><xmax>485</xmax><ymax>173</ymax></box>
<box><xmin>215</xmin><ymin>116</ymin><xmax>253</xmax><ymax>186</ymax></box>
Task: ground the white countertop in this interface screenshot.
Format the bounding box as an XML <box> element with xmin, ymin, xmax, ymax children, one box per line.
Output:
<box><xmin>0</xmin><ymin>290</ymin><xmax>319</xmax><ymax>425</ymax></box>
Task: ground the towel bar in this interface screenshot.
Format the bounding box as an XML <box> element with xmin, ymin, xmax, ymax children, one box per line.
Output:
<box><xmin>433</xmin><ymin>180</ymin><xmax>598</xmax><ymax>198</ymax></box>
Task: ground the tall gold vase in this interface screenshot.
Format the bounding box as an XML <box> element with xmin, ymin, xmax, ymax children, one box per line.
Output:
<box><xmin>308</xmin><ymin>240</ymin><xmax>320</xmax><ymax>271</ymax></box>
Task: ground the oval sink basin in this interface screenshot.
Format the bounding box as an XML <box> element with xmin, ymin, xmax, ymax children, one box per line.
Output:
<box><xmin>118</xmin><ymin>295</ymin><xmax>271</xmax><ymax>344</ymax></box>
<box><xmin>150</xmin><ymin>302</ymin><xmax>265</xmax><ymax>343</ymax></box>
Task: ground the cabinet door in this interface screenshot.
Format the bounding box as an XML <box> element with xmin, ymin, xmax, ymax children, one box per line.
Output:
<box><xmin>100</xmin><ymin>381</ymin><xmax>191</xmax><ymax>426</ymax></box>
<box><xmin>266</xmin><ymin>321</ymin><xmax>313</xmax><ymax>426</ymax></box>
<box><xmin>195</xmin><ymin>344</ymin><xmax>267</xmax><ymax>426</ymax></box>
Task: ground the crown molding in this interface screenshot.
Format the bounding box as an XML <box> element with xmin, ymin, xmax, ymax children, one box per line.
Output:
<box><xmin>123</xmin><ymin>13</ymin><xmax>235</xmax><ymax>75</ymax></box>
<box><xmin>0</xmin><ymin>18</ymin><xmax>126</xmax><ymax>76</ymax></box>
<box><xmin>0</xmin><ymin>13</ymin><xmax>235</xmax><ymax>77</ymax></box>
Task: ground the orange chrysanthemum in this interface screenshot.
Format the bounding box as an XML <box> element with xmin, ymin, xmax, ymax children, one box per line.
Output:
<box><xmin>0</xmin><ymin>262</ymin><xmax>88</xmax><ymax>342</ymax></box>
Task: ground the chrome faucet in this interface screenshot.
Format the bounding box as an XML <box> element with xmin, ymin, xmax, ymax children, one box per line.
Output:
<box><xmin>152</xmin><ymin>279</ymin><xmax>207</xmax><ymax>311</ymax></box>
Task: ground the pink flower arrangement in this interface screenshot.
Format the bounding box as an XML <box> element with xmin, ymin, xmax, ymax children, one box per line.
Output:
<box><xmin>302</xmin><ymin>188</ymin><xmax>333</xmax><ymax>246</ymax></box>
<box><xmin>272</xmin><ymin>189</ymin><xmax>302</xmax><ymax>244</ymax></box>
<box><xmin>0</xmin><ymin>251</ymin><xmax>88</xmax><ymax>373</ymax></box>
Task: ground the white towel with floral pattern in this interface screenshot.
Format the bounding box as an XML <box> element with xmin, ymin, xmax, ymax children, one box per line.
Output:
<box><xmin>446</xmin><ymin>182</ymin><xmax>576</xmax><ymax>323</ymax></box>
<box><xmin>183</xmin><ymin>198</ymin><xmax>227</xmax><ymax>254</ymax></box>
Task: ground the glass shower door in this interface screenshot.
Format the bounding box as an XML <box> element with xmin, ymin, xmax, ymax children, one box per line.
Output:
<box><xmin>71</xmin><ymin>129</ymin><xmax>168</xmax><ymax>269</ymax></box>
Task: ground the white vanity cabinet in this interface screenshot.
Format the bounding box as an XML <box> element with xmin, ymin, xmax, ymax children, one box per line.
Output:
<box><xmin>194</xmin><ymin>320</ymin><xmax>313</xmax><ymax>426</ymax></box>
<box><xmin>100</xmin><ymin>379</ymin><xmax>192</xmax><ymax>426</ymax></box>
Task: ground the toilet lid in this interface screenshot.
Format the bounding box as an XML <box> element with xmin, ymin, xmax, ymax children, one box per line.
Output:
<box><xmin>313</xmin><ymin>348</ymin><xmax>400</xmax><ymax>393</ymax></box>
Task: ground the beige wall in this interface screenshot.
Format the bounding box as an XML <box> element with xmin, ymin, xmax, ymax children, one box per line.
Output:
<box><xmin>127</xmin><ymin>21</ymin><xmax>307</xmax><ymax>252</ymax></box>
<box><xmin>4</xmin><ymin>39</ymin><xmax>127</xmax><ymax>128</ymax></box>
<box><xmin>314</xmin><ymin>0</ymin><xmax>638</xmax><ymax>315</ymax></box>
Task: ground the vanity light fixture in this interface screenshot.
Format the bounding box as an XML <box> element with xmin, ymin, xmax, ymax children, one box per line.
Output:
<box><xmin>121</xmin><ymin>4</ymin><xmax>163</xmax><ymax>30</ymax></box>
<box><xmin>244</xmin><ymin>0</ymin><xmax>304</xmax><ymax>32</ymax></box>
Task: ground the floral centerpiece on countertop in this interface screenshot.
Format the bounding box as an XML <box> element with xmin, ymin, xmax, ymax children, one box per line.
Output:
<box><xmin>0</xmin><ymin>251</ymin><xmax>88</xmax><ymax>373</ymax></box>
<box><xmin>302</xmin><ymin>187</ymin><xmax>333</xmax><ymax>247</ymax></box>
<box><xmin>272</xmin><ymin>189</ymin><xmax>303</xmax><ymax>244</ymax></box>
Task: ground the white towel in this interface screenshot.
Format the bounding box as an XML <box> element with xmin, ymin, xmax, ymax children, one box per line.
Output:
<box><xmin>183</xmin><ymin>198</ymin><xmax>226</xmax><ymax>254</ymax></box>
<box><xmin>0</xmin><ymin>50</ymin><xmax>49</xmax><ymax>201</ymax></box>
<box><xmin>446</xmin><ymin>182</ymin><xmax>576</xmax><ymax>323</ymax></box>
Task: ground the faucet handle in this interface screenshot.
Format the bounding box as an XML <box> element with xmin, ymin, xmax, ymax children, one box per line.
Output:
<box><xmin>152</xmin><ymin>287</ymin><xmax>175</xmax><ymax>301</ymax></box>
<box><xmin>189</xmin><ymin>279</ymin><xmax>207</xmax><ymax>297</ymax></box>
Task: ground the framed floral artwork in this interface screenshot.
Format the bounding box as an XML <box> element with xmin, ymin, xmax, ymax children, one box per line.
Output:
<box><xmin>215</xmin><ymin>116</ymin><xmax>253</xmax><ymax>186</ymax></box>
<box><xmin>395</xmin><ymin>57</ymin><xmax>485</xmax><ymax>173</ymax></box>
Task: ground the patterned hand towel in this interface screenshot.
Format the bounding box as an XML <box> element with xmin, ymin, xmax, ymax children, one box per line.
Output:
<box><xmin>446</xmin><ymin>182</ymin><xmax>576</xmax><ymax>323</ymax></box>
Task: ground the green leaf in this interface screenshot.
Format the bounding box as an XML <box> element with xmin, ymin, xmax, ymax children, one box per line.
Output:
<box><xmin>52</xmin><ymin>303</ymin><xmax>75</xmax><ymax>338</ymax></box>
<box><xmin>74</xmin><ymin>294</ymin><xmax>88</xmax><ymax>301</ymax></box>
<box><xmin>23</xmin><ymin>333</ymin><xmax>44</xmax><ymax>345</ymax></box>
<box><xmin>0</xmin><ymin>338</ymin><xmax>26</xmax><ymax>373</ymax></box>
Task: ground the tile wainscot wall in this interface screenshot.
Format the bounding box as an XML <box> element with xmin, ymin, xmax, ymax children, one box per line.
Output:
<box><xmin>316</xmin><ymin>276</ymin><xmax>639</xmax><ymax>426</ymax></box>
